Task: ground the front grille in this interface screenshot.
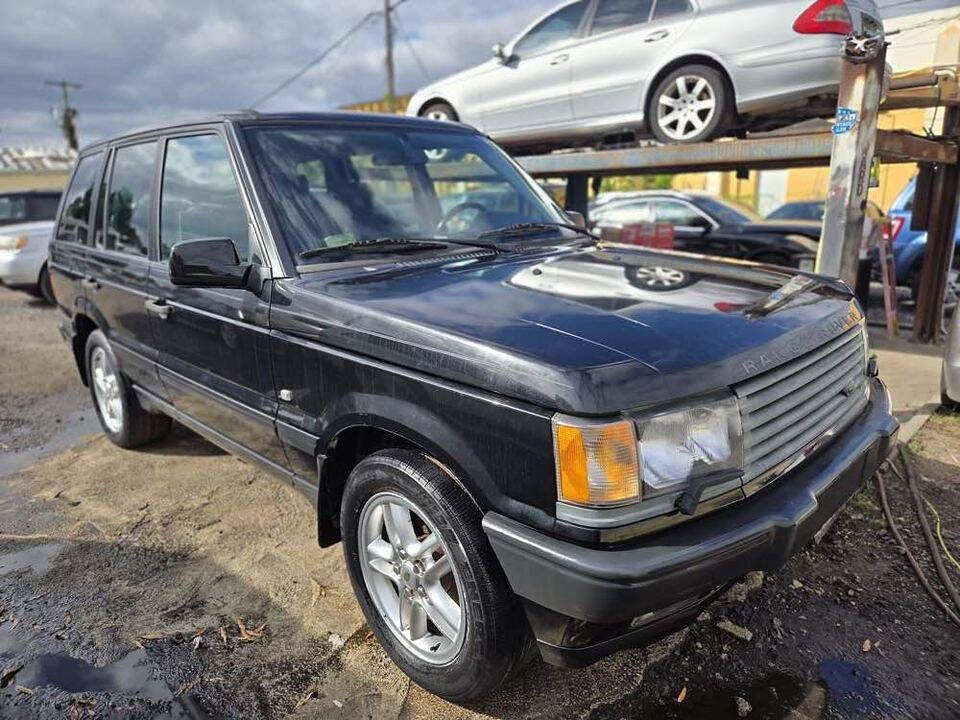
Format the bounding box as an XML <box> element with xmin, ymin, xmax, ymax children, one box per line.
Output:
<box><xmin>733</xmin><ymin>325</ymin><xmax>868</xmax><ymax>485</ymax></box>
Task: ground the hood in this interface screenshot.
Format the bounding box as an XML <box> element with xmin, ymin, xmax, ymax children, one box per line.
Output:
<box><xmin>0</xmin><ymin>220</ymin><xmax>55</xmax><ymax>237</ymax></box>
<box><xmin>279</xmin><ymin>246</ymin><xmax>862</xmax><ymax>415</ymax></box>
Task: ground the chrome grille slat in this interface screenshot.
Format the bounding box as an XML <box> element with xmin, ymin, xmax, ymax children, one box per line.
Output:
<box><xmin>735</xmin><ymin>327</ymin><xmax>862</xmax><ymax>397</ymax></box>
<box><xmin>739</xmin><ymin>340</ymin><xmax>861</xmax><ymax>413</ymax></box>
<box><xmin>745</xmin><ymin>397</ymin><xmax>867</xmax><ymax>482</ymax></box>
<box><xmin>742</xmin><ymin>356</ymin><xmax>864</xmax><ymax>431</ymax></box>
<box><xmin>735</xmin><ymin>326</ymin><xmax>867</xmax><ymax>485</ymax></box>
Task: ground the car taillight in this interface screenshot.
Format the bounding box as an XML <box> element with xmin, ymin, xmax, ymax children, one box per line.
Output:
<box><xmin>793</xmin><ymin>0</ymin><xmax>853</xmax><ymax>35</ymax></box>
<box><xmin>888</xmin><ymin>216</ymin><xmax>905</xmax><ymax>242</ymax></box>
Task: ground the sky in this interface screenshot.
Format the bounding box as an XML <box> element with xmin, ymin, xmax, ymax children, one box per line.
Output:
<box><xmin>0</xmin><ymin>0</ymin><xmax>955</xmax><ymax>149</ymax></box>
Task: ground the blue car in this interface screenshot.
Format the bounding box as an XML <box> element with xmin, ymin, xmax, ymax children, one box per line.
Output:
<box><xmin>887</xmin><ymin>177</ymin><xmax>960</xmax><ymax>302</ymax></box>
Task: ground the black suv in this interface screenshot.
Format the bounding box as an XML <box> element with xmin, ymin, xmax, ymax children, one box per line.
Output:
<box><xmin>50</xmin><ymin>112</ymin><xmax>898</xmax><ymax>701</ymax></box>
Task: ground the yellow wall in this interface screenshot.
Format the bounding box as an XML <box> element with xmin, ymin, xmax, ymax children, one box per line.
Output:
<box><xmin>0</xmin><ymin>171</ymin><xmax>69</xmax><ymax>193</ymax></box>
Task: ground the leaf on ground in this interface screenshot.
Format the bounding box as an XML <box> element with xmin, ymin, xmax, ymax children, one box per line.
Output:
<box><xmin>863</xmin><ymin>638</ymin><xmax>872</xmax><ymax>652</ymax></box>
<box><xmin>677</xmin><ymin>686</ymin><xmax>687</xmax><ymax>703</ymax></box>
<box><xmin>0</xmin><ymin>664</ymin><xmax>23</xmax><ymax>688</ymax></box>
<box><xmin>16</xmin><ymin>685</ymin><xmax>34</xmax><ymax>695</ymax></box>
<box><xmin>235</xmin><ymin>617</ymin><xmax>265</xmax><ymax>642</ymax></box>
<box><xmin>218</xmin><ymin>626</ymin><xmax>228</xmax><ymax>645</ymax></box>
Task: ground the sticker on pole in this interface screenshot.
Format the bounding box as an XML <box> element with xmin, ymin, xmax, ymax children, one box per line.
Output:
<box><xmin>833</xmin><ymin>108</ymin><xmax>859</xmax><ymax>135</ymax></box>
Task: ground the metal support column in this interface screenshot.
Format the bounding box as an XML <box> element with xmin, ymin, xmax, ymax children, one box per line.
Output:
<box><xmin>816</xmin><ymin>42</ymin><xmax>887</xmax><ymax>286</ymax></box>
<box><xmin>564</xmin><ymin>175</ymin><xmax>589</xmax><ymax>221</ymax></box>
<box><xmin>914</xmin><ymin>106</ymin><xmax>960</xmax><ymax>342</ymax></box>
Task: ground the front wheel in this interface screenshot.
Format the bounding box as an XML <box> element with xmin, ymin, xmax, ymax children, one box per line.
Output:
<box><xmin>649</xmin><ymin>65</ymin><xmax>731</xmax><ymax>144</ymax></box>
<box><xmin>341</xmin><ymin>449</ymin><xmax>532</xmax><ymax>701</ymax></box>
<box><xmin>38</xmin><ymin>264</ymin><xmax>55</xmax><ymax>304</ymax></box>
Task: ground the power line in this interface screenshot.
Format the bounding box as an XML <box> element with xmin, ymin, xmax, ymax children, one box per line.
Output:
<box><xmin>392</xmin><ymin>10</ymin><xmax>432</xmax><ymax>82</ymax></box>
<box><xmin>252</xmin><ymin>0</ymin><xmax>417</xmax><ymax>110</ymax></box>
<box><xmin>251</xmin><ymin>11</ymin><xmax>379</xmax><ymax>109</ymax></box>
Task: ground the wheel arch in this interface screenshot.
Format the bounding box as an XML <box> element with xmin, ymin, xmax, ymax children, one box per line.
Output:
<box><xmin>414</xmin><ymin>96</ymin><xmax>459</xmax><ymax>120</ymax></box>
<box><xmin>315</xmin><ymin>401</ymin><xmax>487</xmax><ymax>547</ymax></box>
<box><xmin>643</xmin><ymin>54</ymin><xmax>738</xmax><ymax>122</ymax></box>
<box><xmin>71</xmin><ymin>312</ymin><xmax>100</xmax><ymax>387</ymax></box>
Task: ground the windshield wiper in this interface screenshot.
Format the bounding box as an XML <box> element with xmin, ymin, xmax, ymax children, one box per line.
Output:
<box><xmin>297</xmin><ymin>237</ymin><xmax>450</xmax><ymax>261</ymax></box>
<box><xmin>478</xmin><ymin>222</ymin><xmax>598</xmax><ymax>242</ymax></box>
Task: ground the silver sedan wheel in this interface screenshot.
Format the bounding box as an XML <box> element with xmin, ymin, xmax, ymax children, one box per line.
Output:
<box><xmin>425</xmin><ymin>109</ymin><xmax>451</xmax><ymax>122</ymax></box>
<box><xmin>657</xmin><ymin>75</ymin><xmax>717</xmax><ymax>142</ymax></box>
<box><xmin>90</xmin><ymin>347</ymin><xmax>123</xmax><ymax>434</ymax></box>
<box><xmin>634</xmin><ymin>266</ymin><xmax>687</xmax><ymax>288</ymax></box>
<box><xmin>358</xmin><ymin>491</ymin><xmax>466</xmax><ymax>665</ymax></box>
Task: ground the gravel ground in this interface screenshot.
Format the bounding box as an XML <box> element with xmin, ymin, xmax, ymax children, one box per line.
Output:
<box><xmin>1</xmin><ymin>284</ymin><xmax>958</xmax><ymax>720</ymax></box>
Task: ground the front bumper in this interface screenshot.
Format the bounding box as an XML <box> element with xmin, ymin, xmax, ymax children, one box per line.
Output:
<box><xmin>483</xmin><ymin>377</ymin><xmax>898</xmax><ymax>666</ymax></box>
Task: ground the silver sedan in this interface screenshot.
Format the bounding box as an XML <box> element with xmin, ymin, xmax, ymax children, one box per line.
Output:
<box><xmin>407</xmin><ymin>0</ymin><xmax>883</xmax><ymax>150</ymax></box>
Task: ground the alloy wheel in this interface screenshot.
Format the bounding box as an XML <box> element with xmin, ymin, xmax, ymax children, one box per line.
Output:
<box><xmin>657</xmin><ymin>75</ymin><xmax>717</xmax><ymax>142</ymax></box>
<box><xmin>634</xmin><ymin>266</ymin><xmax>687</xmax><ymax>288</ymax></box>
<box><xmin>358</xmin><ymin>491</ymin><xmax>466</xmax><ymax>664</ymax></box>
<box><xmin>90</xmin><ymin>347</ymin><xmax>123</xmax><ymax>434</ymax></box>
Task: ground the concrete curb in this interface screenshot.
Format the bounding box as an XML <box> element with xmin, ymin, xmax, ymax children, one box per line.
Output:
<box><xmin>897</xmin><ymin>393</ymin><xmax>943</xmax><ymax>445</ymax></box>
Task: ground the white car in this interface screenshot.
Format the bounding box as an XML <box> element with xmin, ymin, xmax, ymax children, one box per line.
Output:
<box><xmin>944</xmin><ymin>306</ymin><xmax>960</xmax><ymax>410</ymax></box>
<box><xmin>0</xmin><ymin>220</ymin><xmax>57</xmax><ymax>302</ymax></box>
<box><xmin>407</xmin><ymin>0</ymin><xmax>883</xmax><ymax>151</ymax></box>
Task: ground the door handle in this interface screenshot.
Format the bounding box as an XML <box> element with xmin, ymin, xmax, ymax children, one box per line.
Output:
<box><xmin>81</xmin><ymin>276</ymin><xmax>100</xmax><ymax>291</ymax></box>
<box><xmin>643</xmin><ymin>30</ymin><xmax>670</xmax><ymax>42</ymax></box>
<box><xmin>550</xmin><ymin>53</ymin><xmax>570</xmax><ymax>65</ymax></box>
<box><xmin>144</xmin><ymin>298</ymin><xmax>172</xmax><ymax>320</ymax></box>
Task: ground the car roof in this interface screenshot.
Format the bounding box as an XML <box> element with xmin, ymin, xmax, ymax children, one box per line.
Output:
<box><xmin>78</xmin><ymin>111</ymin><xmax>478</xmax><ymax>155</ymax></box>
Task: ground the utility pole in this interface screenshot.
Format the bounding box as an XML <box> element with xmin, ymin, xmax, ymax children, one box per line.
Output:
<box><xmin>383</xmin><ymin>0</ymin><xmax>396</xmax><ymax>112</ymax></box>
<box><xmin>45</xmin><ymin>79</ymin><xmax>82</xmax><ymax>151</ymax></box>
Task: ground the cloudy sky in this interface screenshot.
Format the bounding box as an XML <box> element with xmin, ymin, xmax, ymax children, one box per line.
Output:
<box><xmin>0</xmin><ymin>0</ymin><xmax>954</xmax><ymax>148</ymax></box>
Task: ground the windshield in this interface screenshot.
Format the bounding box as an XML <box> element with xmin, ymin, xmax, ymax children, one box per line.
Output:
<box><xmin>243</xmin><ymin>125</ymin><xmax>566</xmax><ymax>256</ymax></box>
<box><xmin>694</xmin><ymin>195</ymin><xmax>762</xmax><ymax>224</ymax></box>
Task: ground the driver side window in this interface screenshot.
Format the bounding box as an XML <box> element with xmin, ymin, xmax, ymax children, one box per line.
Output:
<box><xmin>512</xmin><ymin>0</ymin><xmax>588</xmax><ymax>58</ymax></box>
<box><xmin>653</xmin><ymin>201</ymin><xmax>711</xmax><ymax>229</ymax></box>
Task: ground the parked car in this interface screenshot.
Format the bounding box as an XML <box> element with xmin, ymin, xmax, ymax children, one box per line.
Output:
<box><xmin>0</xmin><ymin>189</ymin><xmax>61</xmax><ymax>227</ymax></box>
<box><xmin>407</xmin><ymin>0</ymin><xmax>883</xmax><ymax>151</ymax></box>
<box><xmin>944</xmin><ymin>301</ymin><xmax>960</xmax><ymax>410</ymax></box>
<box><xmin>767</xmin><ymin>198</ymin><xmax>885</xmax><ymax>226</ymax></box>
<box><xmin>51</xmin><ymin>112</ymin><xmax>897</xmax><ymax>701</ymax></box>
<box><xmin>592</xmin><ymin>190</ymin><xmax>821</xmax><ymax>268</ymax></box>
<box><xmin>0</xmin><ymin>190</ymin><xmax>62</xmax><ymax>302</ymax></box>
<box><xmin>884</xmin><ymin>176</ymin><xmax>960</xmax><ymax>302</ymax></box>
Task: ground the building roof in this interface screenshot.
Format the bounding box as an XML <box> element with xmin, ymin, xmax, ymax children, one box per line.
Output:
<box><xmin>0</xmin><ymin>147</ymin><xmax>77</xmax><ymax>174</ymax></box>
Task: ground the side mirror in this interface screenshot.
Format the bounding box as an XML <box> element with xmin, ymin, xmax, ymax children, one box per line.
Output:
<box><xmin>566</xmin><ymin>210</ymin><xmax>586</xmax><ymax>228</ymax></box>
<box><xmin>169</xmin><ymin>238</ymin><xmax>251</xmax><ymax>289</ymax></box>
<box><xmin>492</xmin><ymin>43</ymin><xmax>507</xmax><ymax>62</ymax></box>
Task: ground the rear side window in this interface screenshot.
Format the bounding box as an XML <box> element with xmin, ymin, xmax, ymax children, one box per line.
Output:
<box><xmin>652</xmin><ymin>0</ymin><xmax>691</xmax><ymax>20</ymax></box>
<box><xmin>514</xmin><ymin>0</ymin><xmax>588</xmax><ymax>57</ymax></box>
<box><xmin>591</xmin><ymin>0</ymin><xmax>653</xmax><ymax>34</ymax></box>
<box><xmin>0</xmin><ymin>195</ymin><xmax>26</xmax><ymax>223</ymax></box>
<box><xmin>57</xmin><ymin>153</ymin><xmax>102</xmax><ymax>242</ymax></box>
<box><xmin>160</xmin><ymin>134</ymin><xmax>250</xmax><ymax>261</ymax></box>
<box><xmin>105</xmin><ymin>142</ymin><xmax>156</xmax><ymax>257</ymax></box>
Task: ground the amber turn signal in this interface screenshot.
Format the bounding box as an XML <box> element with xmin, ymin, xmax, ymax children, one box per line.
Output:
<box><xmin>553</xmin><ymin>417</ymin><xmax>640</xmax><ymax>508</ymax></box>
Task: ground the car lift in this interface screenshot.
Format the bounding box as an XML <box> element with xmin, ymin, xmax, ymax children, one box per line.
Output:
<box><xmin>506</xmin><ymin>46</ymin><xmax>960</xmax><ymax>343</ymax></box>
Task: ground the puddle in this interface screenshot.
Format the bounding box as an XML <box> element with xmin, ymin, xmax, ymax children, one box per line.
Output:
<box><xmin>0</xmin><ymin>407</ymin><xmax>99</xmax><ymax>478</ymax></box>
<box><xmin>818</xmin><ymin>659</ymin><xmax>880</xmax><ymax>716</ymax></box>
<box><xmin>0</xmin><ymin>542</ymin><xmax>63</xmax><ymax>575</ymax></box>
<box><xmin>8</xmin><ymin>648</ymin><xmax>192</xmax><ymax>718</ymax></box>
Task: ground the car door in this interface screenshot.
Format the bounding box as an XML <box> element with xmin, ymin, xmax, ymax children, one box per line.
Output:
<box><xmin>83</xmin><ymin>140</ymin><xmax>167</xmax><ymax>396</ymax></box>
<box><xmin>48</xmin><ymin>152</ymin><xmax>104</xmax><ymax>313</ymax></box>
<box><xmin>650</xmin><ymin>199</ymin><xmax>720</xmax><ymax>255</ymax></box>
<box><xmin>480</xmin><ymin>0</ymin><xmax>590</xmax><ymax>133</ymax></box>
<box><xmin>146</xmin><ymin>130</ymin><xmax>286</xmax><ymax>467</ymax></box>
<box><xmin>570</xmin><ymin>0</ymin><xmax>697</xmax><ymax>121</ymax></box>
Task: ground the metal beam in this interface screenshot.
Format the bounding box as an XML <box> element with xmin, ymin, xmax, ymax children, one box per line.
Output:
<box><xmin>816</xmin><ymin>46</ymin><xmax>887</xmax><ymax>285</ymax></box>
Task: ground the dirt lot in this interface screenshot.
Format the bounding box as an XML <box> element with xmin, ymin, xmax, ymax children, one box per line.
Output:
<box><xmin>1</xmin><ymin>284</ymin><xmax>958</xmax><ymax>720</ymax></box>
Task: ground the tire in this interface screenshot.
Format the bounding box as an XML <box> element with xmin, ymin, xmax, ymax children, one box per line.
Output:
<box><xmin>419</xmin><ymin>101</ymin><xmax>457</xmax><ymax>124</ymax></box>
<box><xmin>85</xmin><ymin>330</ymin><xmax>171</xmax><ymax>449</ymax></box>
<box><xmin>649</xmin><ymin>65</ymin><xmax>731</xmax><ymax>144</ymax></box>
<box><xmin>341</xmin><ymin>449</ymin><xmax>532</xmax><ymax>701</ymax></box>
<box><xmin>38</xmin><ymin>264</ymin><xmax>55</xmax><ymax>305</ymax></box>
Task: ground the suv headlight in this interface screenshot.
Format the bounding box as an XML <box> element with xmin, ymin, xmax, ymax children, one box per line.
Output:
<box><xmin>553</xmin><ymin>394</ymin><xmax>743</xmax><ymax>509</ymax></box>
<box><xmin>0</xmin><ymin>234</ymin><xmax>29</xmax><ymax>252</ymax></box>
<box><xmin>635</xmin><ymin>395</ymin><xmax>742</xmax><ymax>499</ymax></box>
